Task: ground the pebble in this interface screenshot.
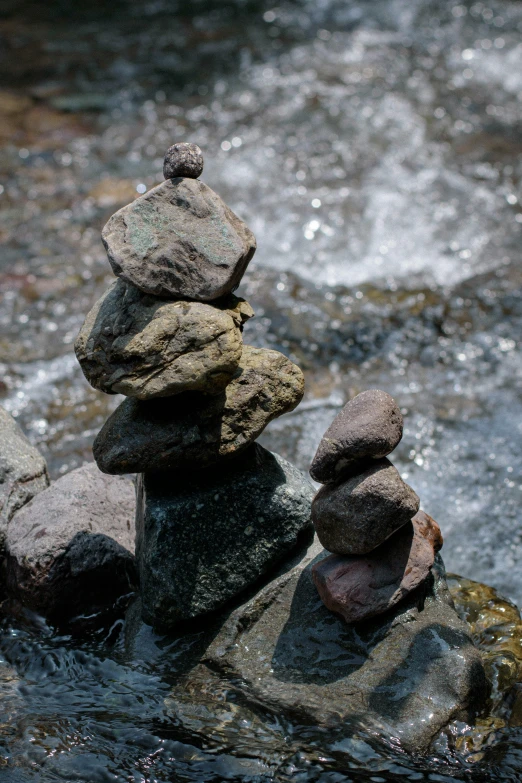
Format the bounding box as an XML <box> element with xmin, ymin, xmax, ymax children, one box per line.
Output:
<box><xmin>163</xmin><ymin>142</ymin><xmax>204</xmax><ymax>179</ymax></box>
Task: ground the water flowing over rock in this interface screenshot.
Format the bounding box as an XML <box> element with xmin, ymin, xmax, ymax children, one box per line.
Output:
<box><xmin>205</xmin><ymin>543</ymin><xmax>489</xmax><ymax>755</ymax></box>
<box><xmin>5</xmin><ymin>463</ymin><xmax>136</xmax><ymax>619</ymax></box>
<box><xmin>310</xmin><ymin>389</ymin><xmax>403</xmax><ymax>483</ymax></box>
<box><xmin>101</xmin><ymin>177</ymin><xmax>256</xmax><ymax>301</ymax></box>
<box><xmin>93</xmin><ymin>345</ymin><xmax>304</xmax><ymax>474</ymax></box>
<box><xmin>136</xmin><ymin>443</ymin><xmax>314</xmax><ymax>628</ymax></box>
<box><xmin>311</xmin><ymin>458</ymin><xmax>420</xmax><ymax>555</ymax></box>
<box><xmin>75</xmin><ymin>280</ymin><xmax>253</xmax><ymax>399</ymax></box>
<box><xmin>312</xmin><ymin>510</ymin><xmax>443</xmax><ymax>624</ymax></box>
<box><xmin>0</xmin><ymin>405</ymin><xmax>49</xmax><ymax>550</ymax></box>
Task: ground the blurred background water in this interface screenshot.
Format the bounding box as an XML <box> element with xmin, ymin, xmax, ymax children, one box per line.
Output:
<box><xmin>0</xmin><ymin>0</ymin><xmax>522</xmax><ymax>779</ymax></box>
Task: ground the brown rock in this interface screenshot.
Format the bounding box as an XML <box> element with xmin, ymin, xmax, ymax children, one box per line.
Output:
<box><xmin>75</xmin><ymin>280</ymin><xmax>253</xmax><ymax>399</ymax></box>
<box><xmin>311</xmin><ymin>458</ymin><xmax>419</xmax><ymax>555</ymax></box>
<box><xmin>312</xmin><ymin>510</ymin><xmax>443</xmax><ymax>624</ymax></box>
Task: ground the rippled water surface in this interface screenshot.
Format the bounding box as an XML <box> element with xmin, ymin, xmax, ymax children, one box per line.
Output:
<box><xmin>0</xmin><ymin>0</ymin><xmax>522</xmax><ymax>779</ymax></box>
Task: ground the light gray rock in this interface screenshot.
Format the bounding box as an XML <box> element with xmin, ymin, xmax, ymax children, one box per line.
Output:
<box><xmin>163</xmin><ymin>142</ymin><xmax>204</xmax><ymax>179</ymax></box>
<box><xmin>101</xmin><ymin>178</ymin><xmax>256</xmax><ymax>301</ymax></box>
<box><xmin>311</xmin><ymin>458</ymin><xmax>419</xmax><ymax>555</ymax></box>
<box><xmin>5</xmin><ymin>463</ymin><xmax>136</xmax><ymax>619</ymax></box>
<box><xmin>93</xmin><ymin>345</ymin><xmax>304</xmax><ymax>475</ymax></box>
<box><xmin>136</xmin><ymin>443</ymin><xmax>314</xmax><ymax>628</ymax></box>
<box><xmin>310</xmin><ymin>389</ymin><xmax>404</xmax><ymax>483</ymax></box>
<box><xmin>75</xmin><ymin>280</ymin><xmax>253</xmax><ymax>399</ymax></box>
<box><xmin>205</xmin><ymin>542</ymin><xmax>489</xmax><ymax>755</ymax></box>
<box><xmin>0</xmin><ymin>405</ymin><xmax>49</xmax><ymax>550</ymax></box>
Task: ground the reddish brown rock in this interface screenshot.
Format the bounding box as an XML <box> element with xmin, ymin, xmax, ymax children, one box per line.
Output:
<box><xmin>311</xmin><ymin>510</ymin><xmax>442</xmax><ymax>624</ymax></box>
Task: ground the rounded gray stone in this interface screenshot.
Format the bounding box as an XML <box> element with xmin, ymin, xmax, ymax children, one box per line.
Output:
<box><xmin>136</xmin><ymin>443</ymin><xmax>314</xmax><ymax>628</ymax></box>
<box><xmin>163</xmin><ymin>142</ymin><xmax>204</xmax><ymax>179</ymax></box>
<box><xmin>75</xmin><ymin>279</ymin><xmax>253</xmax><ymax>399</ymax></box>
<box><xmin>310</xmin><ymin>389</ymin><xmax>404</xmax><ymax>483</ymax></box>
<box><xmin>311</xmin><ymin>458</ymin><xmax>420</xmax><ymax>555</ymax></box>
<box><xmin>101</xmin><ymin>178</ymin><xmax>256</xmax><ymax>301</ymax></box>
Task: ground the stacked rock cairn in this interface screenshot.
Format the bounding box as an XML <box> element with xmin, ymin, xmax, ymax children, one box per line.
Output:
<box><xmin>310</xmin><ymin>390</ymin><xmax>443</xmax><ymax>623</ymax></box>
<box><xmin>75</xmin><ymin>143</ymin><xmax>314</xmax><ymax>630</ymax></box>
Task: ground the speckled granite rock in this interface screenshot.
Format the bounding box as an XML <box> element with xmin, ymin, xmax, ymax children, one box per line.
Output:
<box><xmin>93</xmin><ymin>345</ymin><xmax>304</xmax><ymax>474</ymax></box>
<box><xmin>102</xmin><ymin>177</ymin><xmax>256</xmax><ymax>301</ymax></box>
<box><xmin>5</xmin><ymin>463</ymin><xmax>136</xmax><ymax>619</ymax></box>
<box><xmin>205</xmin><ymin>541</ymin><xmax>489</xmax><ymax>755</ymax></box>
<box><xmin>136</xmin><ymin>443</ymin><xmax>314</xmax><ymax>628</ymax></box>
<box><xmin>310</xmin><ymin>390</ymin><xmax>403</xmax><ymax>484</ymax></box>
<box><xmin>312</xmin><ymin>510</ymin><xmax>443</xmax><ymax>624</ymax></box>
<box><xmin>0</xmin><ymin>405</ymin><xmax>49</xmax><ymax>551</ymax></box>
<box><xmin>75</xmin><ymin>280</ymin><xmax>253</xmax><ymax>399</ymax></box>
<box><xmin>163</xmin><ymin>142</ymin><xmax>204</xmax><ymax>179</ymax></box>
<box><xmin>312</xmin><ymin>458</ymin><xmax>419</xmax><ymax>555</ymax></box>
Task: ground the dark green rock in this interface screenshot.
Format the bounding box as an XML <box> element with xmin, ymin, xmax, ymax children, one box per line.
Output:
<box><xmin>205</xmin><ymin>544</ymin><xmax>489</xmax><ymax>754</ymax></box>
<box><xmin>135</xmin><ymin>444</ymin><xmax>314</xmax><ymax>628</ymax></box>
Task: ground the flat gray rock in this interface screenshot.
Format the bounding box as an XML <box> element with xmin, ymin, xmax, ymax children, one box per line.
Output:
<box><xmin>93</xmin><ymin>345</ymin><xmax>304</xmax><ymax>474</ymax></box>
<box><xmin>75</xmin><ymin>280</ymin><xmax>253</xmax><ymax>399</ymax></box>
<box><xmin>205</xmin><ymin>544</ymin><xmax>488</xmax><ymax>755</ymax></box>
<box><xmin>101</xmin><ymin>178</ymin><xmax>256</xmax><ymax>301</ymax></box>
<box><xmin>136</xmin><ymin>443</ymin><xmax>314</xmax><ymax>628</ymax></box>
<box><xmin>0</xmin><ymin>405</ymin><xmax>49</xmax><ymax>551</ymax></box>
<box><xmin>5</xmin><ymin>463</ymin><xmax>136</xmax><ymax>619</ymax></box>
<box><xmin>310</xmin><ymin>389</ymin><xmax>404</xmax><ymax>483</ymax></box>
<box><xmin>312</xmin><ymin>458</ymin><xmax>419</xmax><ymax>555</ymax></box>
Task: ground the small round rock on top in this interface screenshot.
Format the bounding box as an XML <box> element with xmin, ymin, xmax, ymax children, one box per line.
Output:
<box><xmin>310</xmin><ymin>389</ymin><xmax>404</xmax><ymax>484</ymax></box>
<box><xmin>163</xmin><ymin>142</ymin><xmax>204</xmax><ymax>180</ymax></box>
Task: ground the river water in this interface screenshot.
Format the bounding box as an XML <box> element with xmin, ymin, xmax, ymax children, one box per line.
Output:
<box><xmin>0</xmin><ymin>0</ymin><xmax>522</xmax><ymax>779</ymax></box>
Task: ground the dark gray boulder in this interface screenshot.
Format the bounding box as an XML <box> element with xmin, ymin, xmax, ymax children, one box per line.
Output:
<box><xmin>101</xmin><ymin>177</ymin><xmax>256</xmax><ymax>301</ymax></box>
<box><xmin>205</xmin><ymin>542</ymin><xmax>489</xmax><ymax>755</ymax></box>
<box><xmin>136</xmin><ymin>443</ymin><xmax>314</xmax><ymax>629</ymax></box>
<box><xmin>311</xmin><ymin>458</ymin><xmax>419</xmax><ymax>555</ymax></box>
<box><xmin>0</xmin><ymin>405</ymin><xmax>49</xmax><ymax>550</ymax></box>
<box><xmin>5</xmin><ymin>463</ymin><xmax>136</xmax><ymax>619</ymax></box>
<box><xmin>93</xmin><ymin>345</ymin><xmax>304</xmax><ymax>475</ymax></box>
<box><xmin>310</xmin><ymin>389</ymin><xmax>403</xmax><ymax>483</ymax></box>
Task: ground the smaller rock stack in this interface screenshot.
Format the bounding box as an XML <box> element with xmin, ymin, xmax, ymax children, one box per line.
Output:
<box><xmin>75</xmin><ymin>143</ymin><xmax>314</xmax><ymax>629</ymax></box>
<box><xmin>309</xmin><ymin>389</ymin><xmax>443</xmax><ymax>623</ymax></box>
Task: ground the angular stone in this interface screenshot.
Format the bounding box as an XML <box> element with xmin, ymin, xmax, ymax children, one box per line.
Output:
<box><xmin>101</xmin><ymin>178</ymin><xmax>256</xmax><ymax>301</ymax></box>
<box><xmin>311</xmin><ymin>458</ymin><xmax>419</xmax><ymax>555</ymax></box>
<box><xmin>312</xmin><ymin>510</ymin><xmax>442</xmax><ymax>624</ymax></box>
<box><xmin>205</xmin><ymin>542</ymin><xmax>489</xmax><ymax>755</ymax></box>
<box><xmin>75</xmin><ymin>279</ymin><xmax>253</xmax><ymax>399</ymax></box>
<box><xmin>136</xmin><ymin>443</ymin><xmax>314</xmax><ymax>628</ymax></box>
<box><xmin>0</xmin><ymin>405</ymin><xmax>49</xmax><ymax>551</ymax></box>
<box><xmin>93</xmin><ymin>345</ymin><xmax>304</xmax><ymax>474</ymax></box>
<box><xmin>310</xmin><ymin>389</ymin><xmax>403</xmax><ymax>483</ymax></box>
<box><xmin>5</xmin><ymin>463</ymin><xmax>136</xmax><ymax>619</ymax></box>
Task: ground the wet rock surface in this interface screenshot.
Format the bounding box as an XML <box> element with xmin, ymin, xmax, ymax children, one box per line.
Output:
<box><xmin>310</xmin><ymin>389</ymin><xmax>404</xmax><ymax>483</ymax></box>
<box><xmin>102</xmin><ymin>177</ymin><xmax>256</xmax><ymax>301</ymax></box>
<box><xmin>5</xmin><ymin>463</ymin><xmax>136</xmax><ymax>618</ymax></box>
<box><xmin>311</xmin><ymin>458</ymin><xmax>420</xmax><ymax>555</ymax></box>
<box><xmin>312</xmin><ymin>510</ymin><xmax>442</xmax><ymax>624</ymax></box>
<box><xmin>205</xmin><ymin>541</ymin><xmax>489</xmax><ymax>755</ymax></box>
<box><xmin>75</xmin><ymin>280</ymin><xmax>253</xmax><ymax>399</ymax></box>
<box><xmin>93</xmin><ymin>345</ymin><xmax>304</xmax><ymax>474</ymax></box>
<box><xmin>136</xmin><ymin>443</ymin><xmax>314</xmax><ymax>628</ymax></box>
<box><xmin>0</xmin><ymin>405</ymin><xmax>49</xmax><ymax>549</ymax></box>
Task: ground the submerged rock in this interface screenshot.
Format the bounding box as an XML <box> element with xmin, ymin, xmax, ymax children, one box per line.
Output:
<box><xmin>310</xmin><ymin>389</ymin><xmax>403</xmax><ymax>484</ymax></box>
<box><xmin>5</xmin><ymin>463</ymin><xmax>136</xmax><ymax>619</ymax></box>
<box><xmin>136</xmin><ymin>443</ymin><xmax>314</xmax><ymax>628</ymax></box>
<box><xmin>0</xmin><ymin>405</ymin><xmax>49</xmax><ymax>550</ymax></box>
<box><xmin>75</xmin><ymin>280</ymin><xmax>253</xmax><ymax>399</ymax></box>
<box><xmin>205</xmin><ymin>541</ymin><xmax>489</xmax><ymax>755</ymax></box>
<box><xmin>93</xmin><ymin>345</ymin><xmax>304</xmax><ymax>474</ymax></box>
<box><xmin>101</xmin><ymin>177</ymin><xmax>256</xmax><ymax>301</ymax></box>
<box><xmin>311</xmin><ymin>458</ymin><xmax>419</xmax><ymax>555</ymax></box>
<box><xmin>312</xmin><ymin>510</ymin><xmax>443</xmax><ymax>624</ymax></box>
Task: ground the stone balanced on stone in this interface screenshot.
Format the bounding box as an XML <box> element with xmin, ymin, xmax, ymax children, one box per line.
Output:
<box><xmin>75</xmin><ymin>143</ymin><xmax>314</xmax><ymax>629</ymax></box>
<box><xmin>310</xmin><ymin>389</ymin><xmax>443</xmax><ymax>623</ymax></box>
